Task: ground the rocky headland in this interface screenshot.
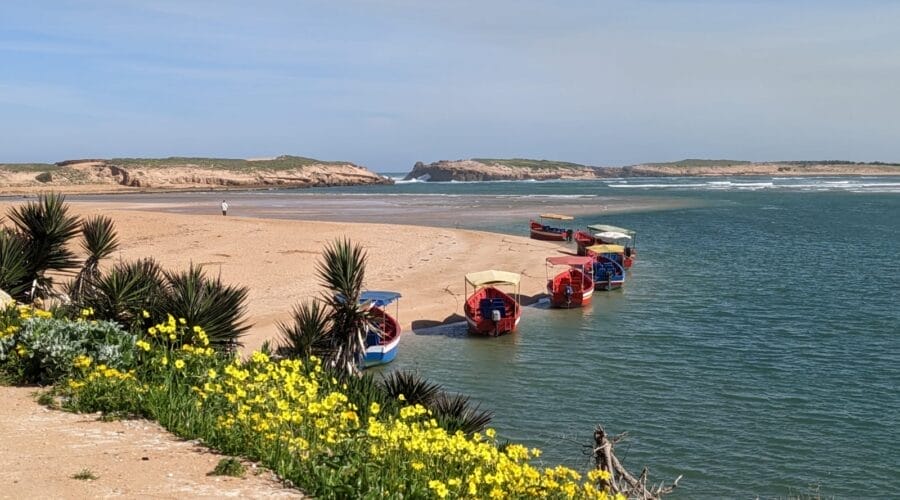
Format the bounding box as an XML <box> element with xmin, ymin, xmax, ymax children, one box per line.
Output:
<box><xmin>0</xmin><ymin>155</ymin><xmax>392</xmax><ymax>194</ymax></box>
<box><xmin>404</xmin><ymin>158</ymin><xmax>900</xmax><ymax>182</ymax></box>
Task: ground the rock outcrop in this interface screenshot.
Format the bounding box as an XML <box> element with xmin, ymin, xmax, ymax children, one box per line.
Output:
<box><xmin>0</xmin><ymin>156</ymin><xmax>392</xmax><ymax>193</ymax></box>
<box><xmin>404</xmin><ymin>159</ymin><xmax>601</xmax><ymax>182</ymax></box>
<box><xmin>404</xmin><ymin>158</ymin><xmax>900</xmax><ymax>181</ymax></box>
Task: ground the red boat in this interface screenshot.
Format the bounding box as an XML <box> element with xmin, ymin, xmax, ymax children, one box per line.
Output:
<box><xmin>464</xmin><ymin>270</ymin><xmax>522</xmax><ymax>336</ymax></box>
<box><xmin>530</xmin><ymin>214</ymin><xmax>574</xmax><ymax>241</ymax></box>
<box><xmin>546</xmin><ymin>256</ymin><xmax>594</xmax><ymax>308</ymax></box>
<box><xmin>574</xmin><ymin>230</ymin><xmax>596</xmax><ymax>256</ymax></box>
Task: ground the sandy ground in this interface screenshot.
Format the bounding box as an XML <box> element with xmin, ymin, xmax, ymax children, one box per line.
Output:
<box><xmin>40</xmin><ymin>202</ymin><xmax>570</xmax><ymax>352</ymax></box>
<box><xmin>0</xmin><ymin>386</ymin><xmax>302</xmax><ymax>499</ymax></box>
<box><xmin>0</xmin><ymin>200</ymin><xmax>578</xmax><ymax>498</ymax></box>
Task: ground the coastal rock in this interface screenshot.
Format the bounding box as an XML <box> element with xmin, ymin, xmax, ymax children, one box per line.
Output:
<box><xmin>403</xmin><ymin>159</ymin><xmax>601</xmax><ymax>182</ymax></box>
<box><xmin>404</xmin><ymin>158</ymin><xmax>900</xmax><ymax>181</ymax></box>
<box><xmin>0</xmin><ymin>155</ymin><xmax>393</xmax><ymax>194</ymax></box>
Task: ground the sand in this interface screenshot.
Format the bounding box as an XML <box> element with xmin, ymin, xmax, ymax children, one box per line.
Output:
<box><xmin>0</xmin><ymin>200</ymin><xmax>575</xmax><ymax>351</ymax></box>
<box><xmin>0</xmin><ymin>200</ymin><xmax>578</xmax><ymax>497</ymax></box>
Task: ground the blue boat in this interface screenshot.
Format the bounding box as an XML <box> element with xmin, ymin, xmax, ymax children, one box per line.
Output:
<box><xmin>585</xmin><ymin>244</ymin><xmax>626</xmax><ymax>290</ymax></box>
<box><xmin>361</xmin><ymin>291</ymin><xmax>402</xmax><ymax>367</ymax></box>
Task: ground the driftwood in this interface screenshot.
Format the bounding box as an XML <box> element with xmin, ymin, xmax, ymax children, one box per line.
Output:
<box><xmin>592</xmin><ymin>425</ymin><xmax>681</xmax><ymax>499</ymax></box>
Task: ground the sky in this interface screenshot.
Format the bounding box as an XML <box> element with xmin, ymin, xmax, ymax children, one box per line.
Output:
<box><xmin>2</xmin><ymin>0</ymin><xmax>899</xmax><ymax>171</ymax></box>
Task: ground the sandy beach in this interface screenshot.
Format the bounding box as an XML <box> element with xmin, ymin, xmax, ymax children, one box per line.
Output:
<box><xmin>0</xmin><ymin>200</ymin><xmax>583</xmax><ymax>352</ymax></box>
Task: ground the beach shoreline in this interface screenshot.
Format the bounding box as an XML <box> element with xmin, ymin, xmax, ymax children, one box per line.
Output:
<box><xmin>1</xmin><ymin>200</ymin><xmax>600</xmax><ymax>352</ymax></box>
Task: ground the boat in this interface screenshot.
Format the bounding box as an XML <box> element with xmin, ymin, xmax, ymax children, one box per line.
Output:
<box><xmin>361</xmin><ymin>291</ymin><xmax>402</xmax><ymax>367</ymax></box>
<box><xmin>585</xmin><ymin>244</ymin><xmax>626</xmax><ymax>290</ymax></box>
<box><xmin>464</xmin><ymin>270</ymin><xmax>522</xmax><ymax>336</ymax></box>
<box><xmin>545</xmin><ymin>256</ymin><xmax>594</xmax><ymax>308</ymax></box>
<box><xmin>573</xmin><ymin>230</ymin><xmax>596</xmax><ymax>255</ymax></box>
<box><xmin>530</xmin><ymin>214</ymin><xmax>574</xmax><ymax>241</ymax></box>
<box><xmin>588</xmin><ymin>224</ymin><xmax>637</xmax><ymax>268</ymax></box>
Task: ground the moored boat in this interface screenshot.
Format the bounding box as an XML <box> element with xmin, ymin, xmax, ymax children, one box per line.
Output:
<box><xmin>585</xmin><ymin>244</ymin><xmax>626</xmax><ymax>290</ymax></box>
<box><xmin>574</xmin><ymin>230</ymin><xmax>596</xmax><ymax>255</ymax></box>
<box><xmin>546</xmin><ymin>256</ymin><xmax>594</xmax><ymax>308</ymax></box>
<box><xmin>362</xmin><ymin>291</ymin><xmax>402</xmax><ymax>367</ymax></box>
<box><xmin>530</xmin><ymin>214</ymin><xmax>574</xmax><ymax>241</ymax></box>
<box><xmin>588</xmin><ymin>224</ymin><xmax>638</xmax><ymax>268</ymax></box>
<box><xmin>464</xmin><ymin>270</ymin><xmax>522</xmax><ymax>336</ymax></box>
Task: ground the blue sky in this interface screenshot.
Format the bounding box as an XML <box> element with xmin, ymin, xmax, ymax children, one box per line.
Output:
<box><xmin>2</xmin><ymin>1</ymin><xmax>899</xmax><ymax>170</ymax></box>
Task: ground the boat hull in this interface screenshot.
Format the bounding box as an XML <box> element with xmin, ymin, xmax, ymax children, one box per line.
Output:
<box><xmin>530</xmin><ymin>221</ymin><xmax>568</xmax><ymax>241</ymax></box>
<box><xmin>574</xmin><ymin>231</ymin><xmax>595</xmax><ymax>256</ymax></box>
<box><xmin>363</xmin><ymin>308</ymin><xmax>401</xmax><ymax>368</ymax></box>
<box><xmin>465</xmin><ymin>286</ymin><xmax>521</xmax><ymax>336</ymax></box>
<box><xmin>547</xmin><ymin>268</ymin><xmax>594</xmax><ymax>308</ymax></box>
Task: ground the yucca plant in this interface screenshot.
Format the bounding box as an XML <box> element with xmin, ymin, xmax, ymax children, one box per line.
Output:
<box><xmin>335</xmin><ymin>370</ymin><xmax>395</xmax><ymax>420</ymax></box>
<box><xmin>160</xmin><ymin>264</ymin><xmax>250</xmax><ymax>350</ymax></box>
<box><xmin>78</xmin><ymin>258</ymin><xmax>164</xmax><ymax>328</ymax></box>
<box><xmin>70</xmin><ymin>215</ymin><xmax>119</xmax><ymax>301</ymax></box>
<box><xmin>276</xmin><ymin>300</ymin><xmax>331</xmax><ymax>359</ymax></box>
<box><xmin>0</xmin><ymin>230</ymin><xmax>30</xmax><ymax>297</ymax></box>
<box><xmin>316</xmin><ymin>238</ymin><xmax>372</xmax><ymax>376</ymax></box>
<box><xmin>430</xmin><ymin>393</ymin><xmax>494</xmax><ymax>435</ymax></box>
<box><xmin>381</xmin><ymin>370</ymin><xmax>442</xmax><ymax>406</ymax></box>
<box><xmin>6</xmin><ymin>193</ymin><xmax>82</xmax><ymax>300</ymax></box>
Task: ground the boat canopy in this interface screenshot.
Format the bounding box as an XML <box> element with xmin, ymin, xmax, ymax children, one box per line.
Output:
<box><xmin>546</xmin><ymin>256</ymin><xmax>593</xmax><ymax>267</ymax></box>
<box><xmin>586</xmin><ymin>244</ymin><xmax>626</xmax><ymax>254</ymax></box>
<box><xmin>360</xmin><ymin>291</ymin><xmax>402</xmax><ymax>307</ymax></box>
<box><xmin>595</xmin><ymin>231</ymin><xmax>632</xmax><ymax>240</ymax></box>
<box><xmin>465</xmin><ymin>270</ymin><xmax>521</xmax><ymax>287</ymax></box>
<box><xmin>588</xmin><ymin>224</ymin><xmax>635</xmax><ymax>236</ymax></box>
<box><xmin>539</xmin><ymin>213</ymin><xmax>575</xmax><ymax>221</ymax></box>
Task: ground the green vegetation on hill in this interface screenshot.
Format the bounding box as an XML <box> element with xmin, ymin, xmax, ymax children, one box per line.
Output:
<box><xmin>108</xmin><ymin>155</ymin><xmax>352</xmax><ymax>171</ymax></box>
<box><xmin>640</xmin><ymin>159</ymin><xmax>752</xmax><ymax>168</ymax></box>
<box><xmin>0</xmin><ymin>163</ymin><xmax>59</xmax><ymax>172</ymax></box>
<box><xmin>471</xmin><ymin>158</ymin><xmax>590</xmax><ymax>170</ymax></box>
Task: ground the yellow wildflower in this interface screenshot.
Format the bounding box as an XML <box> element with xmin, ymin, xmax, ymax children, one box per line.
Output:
<box><xmin>174</xmin><ymin>359</ymin><xmax>185</xmax><ymax>370</ymax></box>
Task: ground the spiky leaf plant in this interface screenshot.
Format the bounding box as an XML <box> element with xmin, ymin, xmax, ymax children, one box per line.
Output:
<box><xmin>70</xmin><ymin>215</ymin><xmax>119</xmax><ymax>301</ymax></box>
<box><xmin>160</xmin><ymin>264</ymin><xmax>250</xmax><ymax>350</ymax></box>
<box><xmin>0</xmin><ymin>230</ymin><xmax>30</xmax><ymax>297</ymax></box>
<box><xmin>276</xmin><ymin>299</ymin><xmax>332</xmax><ymax>359</ymax></box>
<box><xmin>6</xmin><ymin>193</ymin><xmax>82</xmax><ymax>299</ymax></box>
<box><xmin>78</xmin><ymin>258</ymin><xmax>164</xmax><ymax>328</ymax></box>
<box><xmin>316</xmin><ymin>239</ymin><xmax>372</xmax><ymax>376</ymax></box>
<box><xmin>381</xmin><ymin>370</ymin><xmax>442</xmax><ymax>407</ymax></box>
<box><xmin>335</xmin><ymin>370</ymin><xmax>395</xmax><ymax>421</ymax></box>
<box><xmin>430</xmin><ymin>393</ymin><xmax>494</xmax><ymax>435</ymax></box>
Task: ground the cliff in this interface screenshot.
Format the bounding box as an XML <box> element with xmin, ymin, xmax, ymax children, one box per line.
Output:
<box><xmin>403</xmin><ymin>159</ymin><xmax>600</xmax><ymax>182</ymax></box>
<box><xmin>404</xmin><ymin>158</ymin><xmax>900</xmax><ymax>181</ymax></box>
<box><xmin>0</xmin><ymin>156</ymin><xmax>392</xmax><ymax>194</ymax></box>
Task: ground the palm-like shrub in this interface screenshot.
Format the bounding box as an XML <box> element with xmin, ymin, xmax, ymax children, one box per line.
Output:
<box><xmin>315</xmin><ymin>239</ymin><xmax>372</xmax><ymax>375</ymax></box>
<box><xmin>70</xmin><ymin>215</ymin><xmax>119</xmax><ymax>301</ymax></box>
<box><xmin>6</xmin><ymin>193</ymin><xmax>82</xmax><ymax>299</ymax></box>
<box><xmin>381</xmin><ymin>370</ymin><xmax>442</xmax><ymax>406</ymax></box>
<box><xmin>0</xmin><ymin>230</ymin><xmax>29</xmax><ymax>297</ymax></box>
<box><xmin>430</xmin><ymin>393</ymin><xmax>494</xmax><ymax>435</ymax></box>
<box><xmin>276</xmin><ymin>300</ymin><xmax>331</xmax><ymax>359</ymax></box>
<box><xmin>78</xmin><ymin>258</ymin><xmax>165</xmax><ymax>328</ymax></box>
<box><xmin>160</xmin><ymin>264</ymin><xmax>250</xmax><ymax>350</ymax></box>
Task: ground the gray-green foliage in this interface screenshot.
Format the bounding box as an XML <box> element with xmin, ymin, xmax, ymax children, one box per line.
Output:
<box><xmin>1</xmin><ymin>316</ymin><xmax>136</xmax><ymax>384</ymax></box>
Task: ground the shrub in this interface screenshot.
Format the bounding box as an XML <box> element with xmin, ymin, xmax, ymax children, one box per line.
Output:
<box><xmin>0</xmin><ymin>307</ymin><xmax>135</xmax><ymax>384</ymax></box>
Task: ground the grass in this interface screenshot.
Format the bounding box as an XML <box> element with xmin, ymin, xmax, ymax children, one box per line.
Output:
<box><xmin>471</xmin><ymin>158</ymin><xmax>591</xmax><ymax>170</ymax></box>
<box><xmin>35</xmin><ymin>390</ymin><xmax>59</xmax><ymax>409</ymax></box>
<box><xmin>209</xmin><ymin>457</ymin><xmax>246</xmax><ymax>478</ymax></box>
<box><xmin>639</xmin><ymin>159</ymin><xmax>752</xmax><ymax>168</ymax></box>
<box><xmin>108</xmin><ymin>155</ymin><xmax>352</xmax><ymax>171</ymax></box>
<box><xmin>0</xmin><ymin>163</ymin><xmax>59</xmax><ymax>172</ymax></box>
<box><xmin>71</xmin><ymin>468</ymin><xmax>98</xmax><ymax>481</ymax></box>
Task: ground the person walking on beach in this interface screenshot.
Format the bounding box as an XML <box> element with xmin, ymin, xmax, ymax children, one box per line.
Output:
<box><xmin>221</xmin><ymin>200</ymin><xmax>228</xmax><ymax>216</ymax></box>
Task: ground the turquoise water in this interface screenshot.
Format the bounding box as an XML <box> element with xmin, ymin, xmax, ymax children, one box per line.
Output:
<box><xmin>75</xmin><ymin>176</ymin><xmax>900</xmax><ymax>497</ymax></box>
<box><xmin>336</xmin><ymin>177</ymin><xmax>900</xmax><ymax>498</ymax></box>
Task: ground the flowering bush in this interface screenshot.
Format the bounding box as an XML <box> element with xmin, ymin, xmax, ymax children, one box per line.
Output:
<box><xmin>60</xmin><ymin>314</ymin><xmax>621</xmax><ymax>498</ymax></box>
<box><xmin>0</xmin><ymin>305</ymin><xmax>135</xmax><ymax>384</ymax></box>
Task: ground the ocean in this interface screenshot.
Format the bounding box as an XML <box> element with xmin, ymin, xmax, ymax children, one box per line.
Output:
<box><xmin>75</xmin><ymin>175</ymin><xmax>900</xmax><ymax>497</ymax></box>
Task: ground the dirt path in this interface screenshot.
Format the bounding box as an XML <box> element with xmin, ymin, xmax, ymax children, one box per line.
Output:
<box><xmin>0</xmin><ymin>386</ymin><xmax>303</xmax><ymax>499</ymax></box>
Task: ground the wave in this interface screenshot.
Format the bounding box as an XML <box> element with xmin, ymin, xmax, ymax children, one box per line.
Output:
<box><xmin>607</xmin><ymin>177</ymin><xmax>900</xmax><ymax>193</ymax></box>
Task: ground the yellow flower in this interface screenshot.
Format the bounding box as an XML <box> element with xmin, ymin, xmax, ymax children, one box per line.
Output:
<box><xmin>174</xmin><ymin>359</ymin><xmax>185</xmax><ymax>370</ymax></box>
<box><xmin>136</xmin><ymin>340</ymin><xmax>151</xmax><ymax>352</ymax></box>
<box><xmin>160</xmin><ymin>356</ymin><xmax>168</xmax><ymax>366</ymax></box>
<box><xmin>369</xmin><ymin>402</ymin><xmax>380</xmax><ymax>415</ymax></box>
<box><xmin>178</xmin><ymin>317</ymin><xmax>187</xmax><ymax>325</ymax></box>
<box><xmin>73</xmin><ymin>355</ymin><xmax>93</xmax><ymax>368</ymax></box>
<box><xmin>207</xmin><ymin>369</ymin><xmax>217</xmax><ymax>379</ymax></box>
<box><xmin>485</xmin><ymin>428</ymin><xmax>496</xmax><ymax>439</ymax></box>
<box><xmin>142</xmin><ymin>310</ymin><xmax>150</xmax><ymax>318</ymax></box>
<box><xmin>411</xmin><ymin>461</ymin><xmax>425</xmax><ymax>470</ymax></box>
